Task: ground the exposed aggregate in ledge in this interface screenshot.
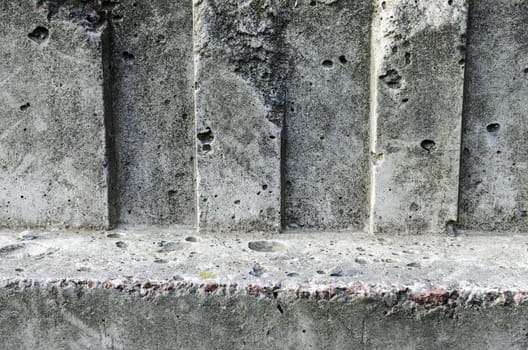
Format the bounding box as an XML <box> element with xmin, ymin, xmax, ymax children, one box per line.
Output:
<box><xmin>3</xmin><ymin>277</ymin><xmax>528</xmax><ymax>316</ymax></box>
<box><xmin>1</xmin><ymin>228</ymin><xmax>528</xmax><ymax>307</ymax></box>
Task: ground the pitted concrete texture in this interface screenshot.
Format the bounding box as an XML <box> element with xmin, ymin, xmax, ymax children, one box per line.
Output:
<box><xmin>0</xmin><ymin>1</ymin><xmax>111</xmax><ymax>229</ymax></box>
<box><xmin>110</xmin><ymin>0</ymin><xmax>196</xmax><ymax>226</ymax></box>
<box><xmin>194</xmin><ymin>0</ymin><xmax>286</xmax><ymax>232</ymax></box>
<box><xmin>2</xmin><ymin>229</ymin><xmax>528</xmax><ymax>349</ymax></box>
<box><xmin>370</xmin><ymin>0</ymin><xmax>468</xmax><ymax>234</ymax></box>
<box><xmin>459</xmin><ymin>0</ymin><xmax>528</xmax><ymax>232</ymax></box>
<box><xmin>284</xmin><ymin>0</ymin><xmax>372</xmax><ymax>231</ymax></box>
<box><xmin>2</xmin><ymin>0</ymin><xmax>528</xmax><ymax>235</ymax></box>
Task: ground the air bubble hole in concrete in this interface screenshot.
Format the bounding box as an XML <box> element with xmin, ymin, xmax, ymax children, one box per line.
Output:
<box><xmin>122</xmin><ymin>51</ymin><xmax>135</xmax><ymax>61</ymax></box>
<box><xmin>486</xmin><ymin>123</ymin><xmax>500</xmax><ymax>133</ymax></box>
<box><xmin>28</xmin><ymin>27</ymin><xmax>49</xmax><ymax>44</ymax></box>
<box><xmin>321</xmin><ymin>60</ymin><xmax>333</xmax><ymax>68</ymax></box>
<box><xmin>420</xmin><ymin>140</ymin><xmax>436</xmax><ymax>153</ymax></box>
<box><xmin>379</xmin><ymin>69</ymin><xmax>402</xmax><ymax>89</ymax></box>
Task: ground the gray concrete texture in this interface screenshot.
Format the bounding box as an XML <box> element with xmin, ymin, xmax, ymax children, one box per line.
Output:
<box><xmin>194</xmin><ymin>0</ymin><xmax>285</xmax><ymax>233</ymax></box>
<box><xmin>1</xmin><ymin>229</ymin><xmax>528</xmax><ymax>349</ymax></box>
<box><xmin>1</xmin><ymin>0</ymin><xmax>528</xmax><ymax>234</ymax></box>
<box><xmin>110</xmin><ymin>0</ymin><xmax>195</xmax><ymax>227</ymax></box>
<box><xmin>370</xmin><ymin>0</ymin><xmax>467</xmax><ymax>234</ymax></box>
<box><xmin>0</xmin><ymin>1</ymin><xmax>111</xmax><ymax>229</ymax></box>
<box><xmin>3</xmin><ymin>283</ymin><xmax>528</xmax><ymax>350</ymax></box>
<box><xmin>459</xmin><ymin>0</ymin><xmax>528</xmax><ymax>233</ymax></box>
<box><xmin>284</xmin><ymin>0</ymin><xmax>372</xmax><ymax>231</ymax></box>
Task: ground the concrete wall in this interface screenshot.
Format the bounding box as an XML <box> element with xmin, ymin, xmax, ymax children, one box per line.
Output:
<box><xmin>2</xmin><ymin>282</ymin><xmax>528</xmax><ymax>350</ymax></box>
<box><xmin>0</xmin><ymin>0</ymin><xmax>526</xmax><ymax>234</ymax></box>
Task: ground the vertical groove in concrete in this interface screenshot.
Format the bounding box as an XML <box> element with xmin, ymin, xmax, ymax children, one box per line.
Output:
<box><xmin>111</xmin><ymin>0</ymin><xmax>196</xmax><ymax>227</ymax></box>
<box><xmin>283</xmin><ymin>0</ymin><xmax>373</xmax><ymax>232</ymax></box>
<box><xmin>194</xmin><ymin>0</ymin><xmax>286</xmax><ymax>232</ymax></box>
<box><xmin>101</xmin><ymin>21</ymin><xmax>117</xmax><ymax>228</ymax></box>
<box><xmin>458</xmin><ymin>0</ymin><xmax>528</xmax><ymax>233</ymax></box>
<box><xmin>368</xmin><ymin>1</ymin><xmax>383</xmax><ymax>236</ymax></box>
<box><xmin>370</xmin><ymin>0</ymin><xmax>468</xmax><ymax>234</ymax></box>
<box><xmin>192</xmin><ymin>0</ymin><xmax>200</xmax><ymax>233</ymax></box>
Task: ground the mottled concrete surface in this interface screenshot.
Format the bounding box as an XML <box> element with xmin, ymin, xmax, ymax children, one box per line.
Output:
<box><xmin>459</xmin><ymin>0</ymin><xmax>528</xmax><ymax>233</ymax></box>
<box><xmin>2</xmin><ymin>0</ymin><xmax>528</xmax><ymax>237</ymax></box>
<box><xmin>0</xmin><ymin>0</ymin><xmax>111</xmax><ymax>229</ymax></box>
<box><xmin>110</xmin><ymin>0</ymin><xmax>196</xmax><ymax>227</ymax></box>
<box><xmin>370</xmin><ymin>0</ymin><xmax>468</xmax><ymax>234</ymax></box>
<box><xmin>1</xmin><ymin>229</ymin><xmax>528</xmax><ymax>349</ymax></box>
<box><xmin>284</xmin><ymin>0</ymin><xmax>372</xmax><ymax>231</ymax></box>
<box><xmin>194</xmin><ymin>0</ymin><xmax>286</xmax><ymax>232</ymax></box>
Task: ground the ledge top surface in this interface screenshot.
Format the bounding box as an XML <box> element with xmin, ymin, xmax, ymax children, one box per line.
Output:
<box><xmin>0</xmin><ymin>228</ymin><xmax>526</xmax><ymax>293</ymax></box>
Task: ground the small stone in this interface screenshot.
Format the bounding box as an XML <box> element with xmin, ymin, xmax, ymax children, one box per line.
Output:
<box><xmin>328</xmin><ymin>266</ymin><xmax>344</xmax><ymax>277</ymax></box>
<box><xmin>75</xmin><ymin>264</ymin><xmax>91</xmax><ymax>272</ymax></box>
<box><xmin>355</xmin><ymin>257</ymin><xmax>368</xmax><ymax>265</ymax></box>
<box><xmin>141</xmin><ymin>279</ymin><xmax>152</xmax><ymax>289</ymax></box>
<box><xmin>19</xmin><ymin>230</ymin><xmax>36</xmax><ymax>240</ymax></box>
<box><xmin>406</xmin><ymin>262</ymin><xmax>421</xmax><ymax>268</ymax></box>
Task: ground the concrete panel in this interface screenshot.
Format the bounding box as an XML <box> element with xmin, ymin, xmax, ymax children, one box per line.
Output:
<box><xmin>110</xmin><ymin>0</ymin><xmax>195</xmax><ymax>226</ymax></box>
<box><xmin>370</xmin><ymin>0</ymin><xmax>468</xmax><ymax>234</ymax></box>
<box><xmin>0</xmin><ymin>1</ymin><xmax>111</xmax><ymax>228</ymax></box>
<box><xmin>458</xmin><ymin>0</ymin><xmax>528</xmax><ymax>232</ymax></box>
<box><xmin>283</xmin><ymin>0</ymin><xmax>372</xmax><ymax>231</ymax></box>
<box><xmin>194</xmin><ymin>0</ymin><xmax>286</xmax><ymax>232</ymax></box>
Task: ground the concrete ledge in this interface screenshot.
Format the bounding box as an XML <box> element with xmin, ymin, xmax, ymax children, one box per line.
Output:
<box><xmin>1</xmin><ymin>229</ymin><xmax>528</xmax><ymax>349</ymax></box>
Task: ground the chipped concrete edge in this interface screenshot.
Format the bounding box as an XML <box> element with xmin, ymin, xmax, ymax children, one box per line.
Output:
<box><xmin>3</xmin><ymin>278</ymin><xmax>528</xmax><ymax>312</ymax></box>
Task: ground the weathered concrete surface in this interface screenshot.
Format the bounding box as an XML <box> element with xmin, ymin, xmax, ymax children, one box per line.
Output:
<box><xmin>110</xmin><ymin>0</ymin><xmax>195</xmax><ymax>226</ymax></box>
<box><xmin>0</xmin><ymin>1</ymin><xmax>111</xmax><ymax>228</ymax></box>
<box><xmin>283</xmin><ymin>0</ymin><xmax>372</xmax><ymax>231</ymax></box>
<box><xmin>3</xmin><ymin>1</ymin><xmax>528</xmax><ymax>237</ymax></box>
<box><xmin>3</xmin><ymin>282</ymin><xmax>528</xmax><ymax>350</ymax></box>
<box><xmin>370</xmin><ymin>0</ymin><xmax>468</xmax><ymax>234</ymax></box>
<box><xmin>2</xmin><ymin>229</ymin><xmax>528</xmax><ymax>349</ymax></box>
<box><xmin>458</xmin><ymin>0</ymin><xmax>528</xmax><ymax>233</ymax></box>
<box><xmin>194</xmin><ymin>0</ymin><xmax>286</xmax><ymax>232</ymax></box>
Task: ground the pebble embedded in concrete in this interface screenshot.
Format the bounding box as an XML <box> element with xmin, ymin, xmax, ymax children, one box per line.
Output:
<box><xmin>19</xmin><ymin>230</ymin><xmax>36</xmax><ymax>241</ymax></box>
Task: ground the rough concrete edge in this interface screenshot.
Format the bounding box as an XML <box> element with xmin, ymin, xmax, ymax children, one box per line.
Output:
<box><xmin>3</xmin><ymin>278</ymin><xmax>528</xmax><ymax>312</ymax></box>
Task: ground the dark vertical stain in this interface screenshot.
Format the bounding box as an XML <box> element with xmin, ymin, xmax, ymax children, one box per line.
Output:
<box><xmin>102</xmin><ymin>21</ymin><xmax>118</xmax><ymax>228</ymax></box>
